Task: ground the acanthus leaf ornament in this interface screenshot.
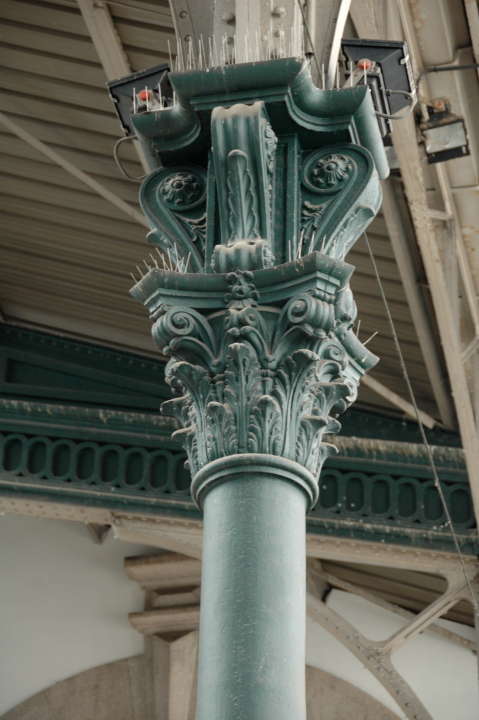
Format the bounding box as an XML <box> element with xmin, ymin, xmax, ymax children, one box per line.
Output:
<box><xmin>147</xmin><ymin>267</ymin><xmax>375</xmax><ymax>502</ymax></box>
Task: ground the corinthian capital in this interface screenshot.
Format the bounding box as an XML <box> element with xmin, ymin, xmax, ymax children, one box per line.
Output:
<box><xmin>131</xmin><ymin>58</ymin><xmax>387</xmax><ymax>503</ymax></box>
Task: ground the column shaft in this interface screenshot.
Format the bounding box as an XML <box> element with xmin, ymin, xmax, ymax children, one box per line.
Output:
<box><xmin>195</xmin><ymin>463</ymin><xmax>307</xmax><ymax>720</ymax></box>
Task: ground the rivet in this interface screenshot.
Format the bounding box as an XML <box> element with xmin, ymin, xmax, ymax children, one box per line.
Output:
<box><xmin>179</xmin><ymin>9</ymin><xmax>188</xmax><ymax>19</ymax></box>
<box><xmin>272</xmin><ymin>5</ymin><xmax>286</xmax><ymax>17</ymax></box>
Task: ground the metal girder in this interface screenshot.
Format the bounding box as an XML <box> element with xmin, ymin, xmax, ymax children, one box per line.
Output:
<box><xmin>307</xmin><ymin>592</ymin><xmax>433</xmax><ymax>719</ymax></box>
<box><xmin>307</xmin><ymin>559</ymin><xmax>478</xmax><ymax>720</ymax></box>
<box><xmin>0</xmin><ymin>110</ymin><xmax>148</xmax><ymax>228</ymax></box>
<box><xmin>381</xmin><ymin>180</ymin><xmax>456</xmax><ymax>427</ymax></box>
<box><xmin>77</xmin><ymin>0</ymin><xmax>150</xmax><ymax>173</ymax></box>
<box><xmin>169</xmin><ymin>0</ymin><xmax>346</xmax><ymax>78</ymax></box>
<box><xmin>465</xmin><ymin>0</ymin><xmax>479</xmax><ymax>81</ymax></box>
<box><xmin>169</xmin><ymin>0</ymin><xmax>304</xmax><ymax>62</ymax></box>
<box><xmin>316</xmin><ymin>564</ymin><xmax>476</xmax><ymax>651</ymax></box>
<box><xmin>361</xmin><ymin>373</ymin><xmax>437</xmax><ymax>428</ymax></box>
<box><xmin>350</xmin><ymin>0</ymin><xmax>479</xmax><ymax>519</ymax></box>
<box><xmin>112</xmin><ymin>513</ymin><xmax>479</xmax><ymax>575</ymax></box>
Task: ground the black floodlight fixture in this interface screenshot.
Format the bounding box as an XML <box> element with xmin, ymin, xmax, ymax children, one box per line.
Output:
<box><xmin>420</xmin><ymin>98</ymin><xmax>470</xmax><ymax>164</ymax></box>
<box><xmin>341</xmin><ymin>38</ymin><xmax>415</xmax><ymax>140</ymax></box>
<box><xmin>108</xmin><ymin>63</ymin><xmax>171</xmax><ymax>136</ymax></box>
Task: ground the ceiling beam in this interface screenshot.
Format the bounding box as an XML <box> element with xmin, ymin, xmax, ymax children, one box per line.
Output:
<box><xmin>0</xmin><ymin>110</ymin><xmax>148</xmax><ymax>228</ymax></box>
<box><xmin>381</xmin><ymin>180</ymin><xmax>456</xmax><ymax>427</ymax></box>
<box><xmin>465</xmin><ymin>0</ymin><xmax>479</xmax><ymax>81</ymax></box>
<box><xmin>315</xmin><ymin>562</ymin><xmax>475</xmax><ymax>647</ymax></box>
<box><xmin>77</xmin><ymin>0</ymin><xmax>150</xmax><ymax>173</ymax></box>
<box><xmin>306</xmin><ymin>589</ymin><xmax>433</xmax><ymax>720</ymax></box>
<box><xmin>361</xmin><ymin>374</ymin><xmax>437</xmax><ymax>428</ymax></box>
<box><xmin>350</xmin><ymin>1</ymin><xmax>479</xmax><ymax>517</ymax></box>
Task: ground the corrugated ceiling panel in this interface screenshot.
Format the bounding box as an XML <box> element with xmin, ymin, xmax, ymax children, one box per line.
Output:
<box><xmin>0</xmin><ymin>0</ymin><xmax>442</xmax><ymax>418</ymax></box>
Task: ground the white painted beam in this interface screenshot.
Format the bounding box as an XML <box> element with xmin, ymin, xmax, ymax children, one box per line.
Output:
<box><xmin>465</xmin><ymin>0</ymin><xmax>479</xmax><ymax>81</ymax></box>
<box><xmin>350</xmin><ymin>0</ymin><xmax>479</xmax><ymax>520</ymax></box>
<box><xmin>0</xmin><ymin>110</ymin><xmax>148</xmax><ymax>228</ymax></box>
<box><xmin>314</xmin><ymin>562</ymin><xmax>476</xmax><ymax>650</ymax></box>
<box><xmin>77</xmin><ymin>0</ymin><xmax>151</xmax><ymax>173</ymax></box>
<box><xmin>168</xmin><ymin>631</ymin><xmax>198</xmax><ymax>720</ymax></box>
<box><xmin>125</xmin><ymin>552</ymin><xmax>202</xmax><ymax>589</ymax></box>
<box><xmin>306</xmin><ymin>591</ymin><xmax>433</xmax><ymax>720</ymax></box>
<box><xmin>361</xmin><ymin>374</ymin><xmax>437</xmax><ymax>428</ymax></box>
<box><xmin>78</xmin><ymin>0</ymin><xmax>130</xmax><ymax>79</ymax></box>
<box><xmin>381</xmin><ymin>180</ymin><xmax>456</xmax><ymax>427</ymax></box>
<box><xmin>129</xmin><ymin>605</ymin><xmax>200</xmax><ymax>635</ymax></box>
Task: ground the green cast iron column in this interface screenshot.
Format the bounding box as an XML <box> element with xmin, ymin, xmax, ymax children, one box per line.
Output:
<box><xmin>130</xmin><ymin>57</ymin><xmax>387</xmax><ymax>720</ymax></box>
<box><xmin>193</xmin><ymin>455</ymin><xmax>315</xmax><ymax>720</ymax></box>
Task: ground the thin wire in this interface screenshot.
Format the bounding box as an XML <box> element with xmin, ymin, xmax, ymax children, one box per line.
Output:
<box><xmin>295</xmin><ymin>0</ymin><xmax>321</xmax><ymax>81</ymax></box>
<box><xmin>363</xmin><ymin>231</ymin><xmax>479</xmax><ymax>611</ymax></box>
<box><xmin>113</xmin><ymin>136</ymin><xmax>145</xmax><ymax>182</ymax></box>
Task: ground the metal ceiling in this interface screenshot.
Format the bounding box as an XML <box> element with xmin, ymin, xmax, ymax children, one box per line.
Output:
<box><xmin>0</xmin><ymin>0</ymin><xmax>477</xmax><ymax>430</ymax></box>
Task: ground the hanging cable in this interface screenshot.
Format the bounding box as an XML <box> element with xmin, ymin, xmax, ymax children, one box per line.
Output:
<box><xmin>363</xmin><ymin>231</ymin><xmax>479</xmax><ymax>612</ymax></box>
<box><xmin>113</xmin><ymin>135</ymin><xmax>146</xmax><ymax>182</ymax></box>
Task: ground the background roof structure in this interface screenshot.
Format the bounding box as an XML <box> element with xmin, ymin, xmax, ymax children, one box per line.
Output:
<box><xmin>0</xmin><ymin>0</ymin><xmax>477</xmax><ymax>440</ymax></box>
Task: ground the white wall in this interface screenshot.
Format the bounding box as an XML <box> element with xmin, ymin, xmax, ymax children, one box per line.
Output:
<box><xmin>307</xmin><ymin>589</ymin><xmax>478</xmax><ymax>720</ymax></box>
<box><xmin>0</xmin><ymin>514</ymin><xmax>477</xmax><ymax>719</ymax></box>
<box><xmin>0</xmin><ymin>514</ymin><xmax>149</xmax><ymax>715</ymax></box>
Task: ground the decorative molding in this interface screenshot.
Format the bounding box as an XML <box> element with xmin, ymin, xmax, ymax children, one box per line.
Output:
<box><xmin>141</xmin><ymin>166</ymin><xmax>207</xmax><ymax>272</ymax></box>
<box><xmin>0</xmin><ymin>430</ymin><xmax>189</xmax><ymax>498</ymax></box>
<box><xmin>0</xmin><ymin>324</ymin><xmax>169</xmax><ymax>411</ymax></box>
<box><xmin>210</xmin><ymin>102</ymin><xmax>276</xmax><ymax>272</ymax></box>
<box><xmin>299</xmin><ymin>145</ymin><xmax>381</xmax><ymax>260</ymax></box>
<box><xmin>0</xmin><ymin>428</ymin><xmax>476</xmax><ymax>552</ymax></box>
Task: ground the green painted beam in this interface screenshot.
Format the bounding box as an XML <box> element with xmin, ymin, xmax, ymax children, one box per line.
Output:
<box><xmin>0</xmin><ymin>324</ymin><xmax>461</xmax><ymax>447</ymax></box>
<box><xmin>0</xmin><ymin>422</ymin><xmax>475</xmax><ymax>553</ymax></box>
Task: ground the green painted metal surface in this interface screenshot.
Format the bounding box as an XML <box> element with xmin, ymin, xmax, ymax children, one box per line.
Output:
<box><xmin>197</xmin><ymin>458</ymin><xmax>307</xmax><ymax>720</ymax></box>
<box><xmin>0</xmin><ymin>426</ymin><xmax>476</xmax><ymax>553</ymax></box>
<box><xmin>0</xmin><ymin>324</ymin><xmax>169</xmax><ymax>411</ymax></box>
